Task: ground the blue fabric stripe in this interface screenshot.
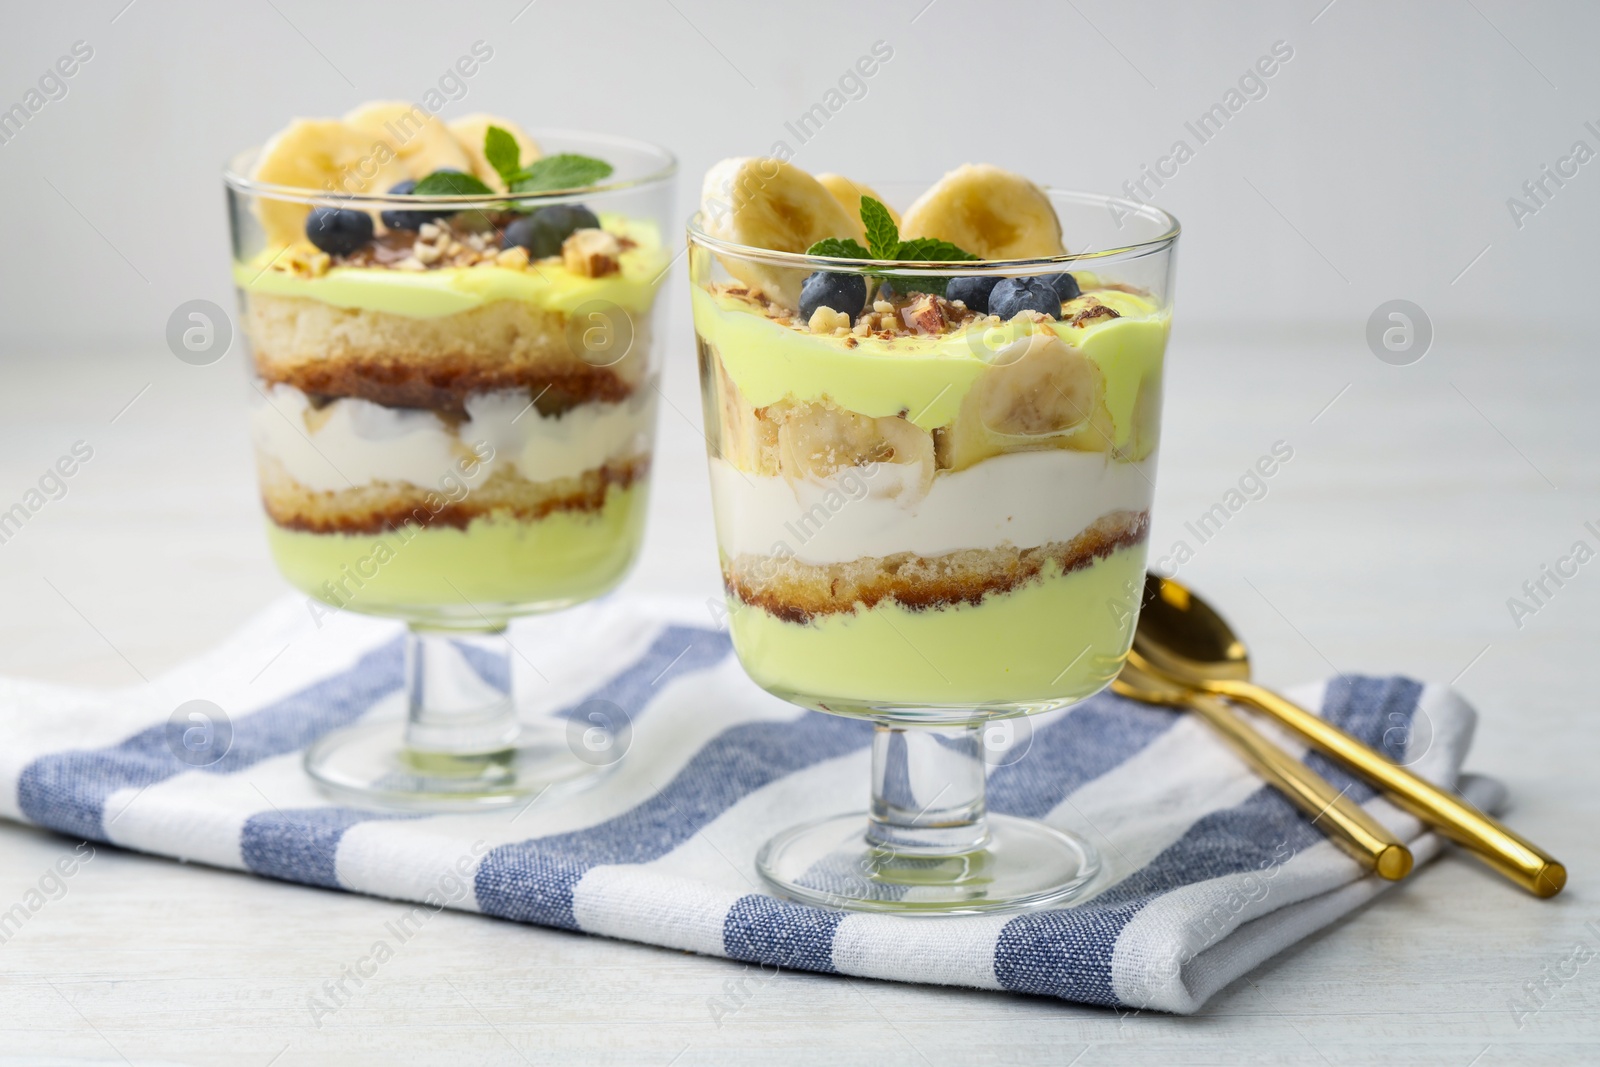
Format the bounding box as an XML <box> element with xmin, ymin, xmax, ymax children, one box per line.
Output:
<box><xmin>241</xmin><ymin>807</ymin><xmax>419</xmax><ymax>887</ymax></box>
<box><xmin>992</xmin><ymin>675</ymin><xmax>1420</xmax><ymax>1005</ymax></box>
<box><xmin>1302</xmin><ymin>676</ymin><xmax>1424</xmax><ymax>803</ymax></box>
<box><xmin>16</xmin><ymin>637</ymin><xmax>405</xmax><ymax>841</ymax></box>
<box><xmin>456</xmin><ymin>642</ymin><xmax>511</xmax><ymax>696</ymax></box>
<box><xmin>724</xmin><ymin>895</ymin><xmax>847</xmax><ymax>972</ymax></box>
<box><xmin>557</xmin><ymin>625</ymin><xmax>733</xmax><ymax>720</ymax></box>
<box><xmin>475</xmin><ymin>712</ymin><xmax>873</xmax><ymax>929</ymax></box>
<box><xmin>987</xmin><ymin>696</ymin><xmax>1181</xmax><ymax>818</ymax></box>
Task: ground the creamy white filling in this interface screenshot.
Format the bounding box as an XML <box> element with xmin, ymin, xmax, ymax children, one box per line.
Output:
<box><xmin>710</xmin><ymin>448</ymin><xmax>1156</xmax><ymax>566</ymax></box>
<box><xmin>251</xmin><ymin>383</ymin><xmax>652</xmax><ymax>493</ymax></box>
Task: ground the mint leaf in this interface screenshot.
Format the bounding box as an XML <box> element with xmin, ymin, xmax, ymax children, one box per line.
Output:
<box><xmin>860</xmin><ymin>196</ymin><xmax>899</xmax><ymax>259</ymax></box>
<box><xmin>894</xmin><ymin>237</ymin><xmax>979</xmax><ymax>262</ymax></box>
<box><xmin>510</xmin><ymin>153</ymin><xmax>614</xmax><ymax>194</ymax></box>
<box><xmin>483</xmin><ymin>125</ymin><xmax>524</xmax><ymax>187</ymax></box>
<box><xmin>412</xmin><ymin>170</ymin><xmax>496</xmax><ymax>196</ymax></box>
<box><xmin>805</xmin><ymin>237</ymin><xmax>873</xmax><ymax>259</ymax></box>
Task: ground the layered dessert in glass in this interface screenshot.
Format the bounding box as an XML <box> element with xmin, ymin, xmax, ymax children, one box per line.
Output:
<box><xmin>224</xmin><ymin>103</ymin><xmax>674</xmax><ymax>807</ymax></box>
<box><xmin>689</xmin><ymin>159</ymin><xmax>1178</xmax><ymax>910</ymax></box>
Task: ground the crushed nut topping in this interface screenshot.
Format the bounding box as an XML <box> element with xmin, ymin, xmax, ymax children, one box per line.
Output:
<box><xmin>708</xmin><ymin>280</ymin><xmax>1138</xmax><ymax>343</ymax></box>
<box><xmin>1070</xmin><ymin>304</ymin><xmax>1121</xmax><ymax>327</ymax></box>
<box><xmin>562</xmin><ymin>227</ymin><xmax>622</xmax><ymax>278</ymax></box>
<box><xmin>808</xmin><ymin>307</ymin><xmax>852</xmax><ymax>334</ymax></box>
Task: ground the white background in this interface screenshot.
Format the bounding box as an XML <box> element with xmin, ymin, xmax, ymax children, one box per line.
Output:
<box><xmin>0</xmin><ymin>0</ymin><xmax>1596</xmax><ymax>341</ymax></box>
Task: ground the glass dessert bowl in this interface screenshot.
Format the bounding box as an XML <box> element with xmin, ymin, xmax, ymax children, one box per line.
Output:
<box><xmin>225</xmin><ymin>103</ymin><xmax>675</xmax><ymax>809</ymax></box>
<box><xmin>689</xmin><ymin>160</ymin><xmax>1177</xmax><ymax>912</ymax></box>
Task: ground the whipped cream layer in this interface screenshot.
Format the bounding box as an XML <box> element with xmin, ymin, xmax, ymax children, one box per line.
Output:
<box><xmin>253</xmin><ymin>383</ymin><xmax>653</xmax><ymax>493</ymax></box>
<box><xmin>710</xmin><ymin>447</ymin><xmax>1155</xmax><ymax>566</ymax></box>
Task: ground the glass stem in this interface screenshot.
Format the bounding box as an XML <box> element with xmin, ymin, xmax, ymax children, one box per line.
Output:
<box><xmin>865</xmin><ymin>723</ymin><xmax>990</xmax><ymax>855</ymax></box>
<box><xmin>403</xmin><ymin>626</ymin><xmax>519</xmax><ymax>755</ymax></box>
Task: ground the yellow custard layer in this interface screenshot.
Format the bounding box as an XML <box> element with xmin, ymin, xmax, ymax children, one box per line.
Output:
<box><xmin>691</xmin><ymin>283</ymin><xmax>1168</xmax><ymax>449</ymax></box>
<box><xmin>235</xmin><ymin>216</ymin><xmax>667</xmax><ymax>319</ymax></box>
<box><xmin>267</xmin><ymin>482</ymin><xmax>648</xmax><ymax>624</ymax></box>
<box><xmin>725</xmin><ymin>543</ymin><xmax>1148</xmax><ymax>712</ymax></box>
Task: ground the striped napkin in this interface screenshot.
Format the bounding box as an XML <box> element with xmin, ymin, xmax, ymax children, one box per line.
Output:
<box><xmin>0</xmin><ymin>596</ymin><xmax>1498</xmax><ymax>1013</ymax></box>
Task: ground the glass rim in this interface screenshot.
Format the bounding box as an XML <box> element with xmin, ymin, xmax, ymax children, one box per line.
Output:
<box><xmin>686</xmin><ymin>189</ymin><xmax>1178</xmax><ymax>273</ymax></box>
<box><xmin>222</xmin><ymin>127</ymin><xmax>678</xmax><ymax>207</ymax></box>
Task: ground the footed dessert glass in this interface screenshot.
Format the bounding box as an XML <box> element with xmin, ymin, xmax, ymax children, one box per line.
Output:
<box><xmin>689</xmin><ymin>186</ymin><xmax>1177</xmax><ymax>912</ymax></box>
<box><xmin>225</xmin><ymin>131</ymin><xmax>675</xmax><ymax>809</ymax></box>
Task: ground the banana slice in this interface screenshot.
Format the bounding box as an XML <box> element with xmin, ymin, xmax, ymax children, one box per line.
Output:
<box><xmin>901</xmin><ymin>164</ymin><xmax>1065</xmax><ymax>261</ymax></box>
<box><xmin>700</xmin><ymin>158</ymin><xmax>866</xmax><ymax>307</ymax></box>
<box><xmin>250</xmin><ymin>118</ymin><xmax>409</xmax><ymax>249</ymax></box>
<box><xmin>448</xmin><ymin>114</ymin><xmax>541</xmax><ymax>191</ymax></box>
<box><xmin>937</xmin><ymin>333</ymin><xmax>1101</xmax><ymax>470</ymax></box>
<box><xmin>774</xmin><ymin>400</ymin><xmax>934</xmax><ymax>502</ymax></box>
<box><xmin>815</xmin><ymin>173</ymin><xmax>900</xmax><ymax>228</ymax></box>
<box><xmin>343</xmin><ymin>101</ymin><xmax>474</xmax><ymax>181</ymax></box>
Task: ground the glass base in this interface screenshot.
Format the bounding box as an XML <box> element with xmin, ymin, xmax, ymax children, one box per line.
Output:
<box><xmin>304</xmin><ymin>719</ymin><xmax>604</xmax><ymax>812</ymax></box>
<box><xmin>756</xmin><ymin>812</ymin><xmax>1101</xmax><ymax>915</ymax></box>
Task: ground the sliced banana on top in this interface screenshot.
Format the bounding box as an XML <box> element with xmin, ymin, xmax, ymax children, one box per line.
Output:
<box><xmin>700</xmin><ymin>158</ymin><xmax>866</xmax><ymax>307</ymax></box>
<box><xmin>815</xmin><ymin>173</ymin><xmax>900</xmax><ymax>228</ymax></box>
<box><xmin>250</xmin><ymin>118</ymin><xmax>409</xmax><ymax>249</ymax></box>
<box><xmin>448</xmin><ymin>113</ymin><xmax>541</xmax><ymax>191</ymax></box>
<box><xmin>343</xmin><ymin>100</ymin><xmax>474</xmax><ymax>181</ymax></box>
<box><xmin>900</xmin><ymin>164</ymin><xmax>1065</xmax><ymax>261</ymax></box>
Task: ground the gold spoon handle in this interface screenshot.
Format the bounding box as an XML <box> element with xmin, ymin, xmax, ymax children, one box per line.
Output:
<box><xmin>1212</xmin><ymin>679</ymin><xmax>1566</xmax><ymax>898</ymax></box>
<box><xmin>1185</xmin><ymin>691</ymin><xmax>1413</xmax><ymax>880</ymax></box>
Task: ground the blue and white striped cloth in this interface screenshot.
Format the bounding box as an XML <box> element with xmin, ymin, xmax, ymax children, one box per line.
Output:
<box><xmin>0</xmin><ymin>596</ymin><xmax>1498</xmax><ymax>1013</ymax></box>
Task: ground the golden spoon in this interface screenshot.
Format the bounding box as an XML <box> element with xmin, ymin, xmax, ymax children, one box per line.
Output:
<box><xmin>1113</xmin><ymin>660</ymin><xmax>1412</xmax><ymax>880</ymax></box>
<box><xmin>1129</xmin><ymin>573</ymin><xmax>1566</xmax><ymax>898</ymax></box>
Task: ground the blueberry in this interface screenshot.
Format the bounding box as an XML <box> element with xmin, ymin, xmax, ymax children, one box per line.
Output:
<box><xmin>380</xmin><ymin>178</ymin><xmax>450</xmax><ymax>231</ymax></box>
<box><xmin>304</xmin><ymin>207</ymin><xmax>373</xmax><ymax>255</ymax></box>
<box><xmin>946</xmin><ymin>276</ymin><xmax>1000</xmax><ymax>314</ymax></box>
<box><xmin>1041</xmin><ymin>272</ymin><xmax>1081</xmax><ymax>302</ymax></box>
<box><xmin>799</xmin><ymin>271</ymin><xmax>867</xmax><ymax>322</ymax></box>
<box><xmin>502</xmin><ymin>203</ymin><xmax>601</xmax><ymax>258</ymax></box>
<box><xmin>988</xmin><ymin>277</ymin><xmax>1060</xmax><ymax>320</ymax></box>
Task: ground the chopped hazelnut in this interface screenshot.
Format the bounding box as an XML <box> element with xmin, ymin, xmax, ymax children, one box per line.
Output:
<box><xmin>495</xmin><ymin>246</ymin><xmax>531</xmax><ymax>270</ymax></box>
<box><xmin>562</xmin><ymin>228</ymin><xmax>622</xmax><ymax>278</ymax></box>
<box><xmin>1071</xmin><ymin>304</ymin><xmax>1121</xmax><ymax>327</ymax></box>
<box><xmin>899</xmin><ymin>294</ymin><xmax>946</xmax><ymax>335</ymax></box>
<box><xmin>808</xmin><ymin>307</ymin><xmax>851</xmax><ymax>334</ymax></box>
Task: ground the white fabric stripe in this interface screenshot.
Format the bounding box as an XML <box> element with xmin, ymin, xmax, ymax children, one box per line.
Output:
<box><xmin>0</xmin><ymin>598</ymin><xmax>399</xmax><ymax>822</ymax></box>
<box><xmin>571</xmin><ymin>747</ymin><xmax>868</xmax><ymax>955</ymax></box>
<box><xmin>1109</xmin><ymin>683</ymin><xmax>1481</xmax><ymax>1012</ymax></box>
<box><xmin>101</xmin><ymin>741</ymin><xmax>343</xmax><ymax>871</ymax></box>
<box><xmin>340</xmin><ymin>657</ymin><xmax>795</xmax><ymax>904</ymax></box>
<box><xmin>1113</xmin><ymin>775</ymin><xmax>1495</xmax><ymax>1013</ymax></box>
<box><xmin>827</xmin><ymin>682</ymin><xmax>1329</xmax><ymax>991</ymax></box>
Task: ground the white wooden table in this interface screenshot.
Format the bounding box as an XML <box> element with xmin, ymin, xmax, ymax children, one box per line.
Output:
<box><xmin>1</xmin><ymin>320</ymin><xmax>1595</xmax><ymax>1065</ymax></box>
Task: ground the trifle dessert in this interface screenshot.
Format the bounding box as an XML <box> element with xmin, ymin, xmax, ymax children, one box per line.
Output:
<box><xmin>689</xmin><ymin>160</ymin><xmax>1178</xmax><ymax>913</ymax></box>
<box><xmin>224</xmin><ymin>104</ymin><xmax>675</xmax><ymax>808</ymax></box>
<box><xmin>231</xmin><ymin>103</ymin><xmax>671</xmax><ymax>624</ymax></box>
<box><xmin>692</xmin><ymin>160</ymin><xmax>1170</xmax><ymax>716</ymax></box>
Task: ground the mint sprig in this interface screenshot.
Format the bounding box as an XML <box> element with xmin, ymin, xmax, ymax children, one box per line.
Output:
<box><xmin>480</xmin><ymin>125</ymin><xmax>615</xmax><ymax>196</ymax></box>
<box><xmin>512</xmin><ymin>154</ymin><xmax>614</xmax><ymax>193</ymax></box>
<box><xmin>806</xmin><ymin>196</ymin><xmax>977</xmax><ymax>263</ymax></box>
<box><xmin>803</xmin><ymin>196</ymin><xmax>978</xmax><ymax>295</ymax></box>
<box><xmin>483</xmin><ymin>126</ymin><xmax>523</xmax><ymax>186</ymax></box>
<box><xmin>411</xmin><ymin>170</ymin><xmax>496</xmax><ymax>196</ymax></box>
<box><xmin>861</xmin><ymin>196</ymin><xmax>899</xmax><ymax>259</ymax></box>
<box><xmin>807</xmin><ymin>237</ymin><xmax>872</xmax><ymax>259</ymax></box>
<box><xmin>894</xmin><ymin>236</ymin><xmax>977</xmax><ymax>262</ymax></box>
